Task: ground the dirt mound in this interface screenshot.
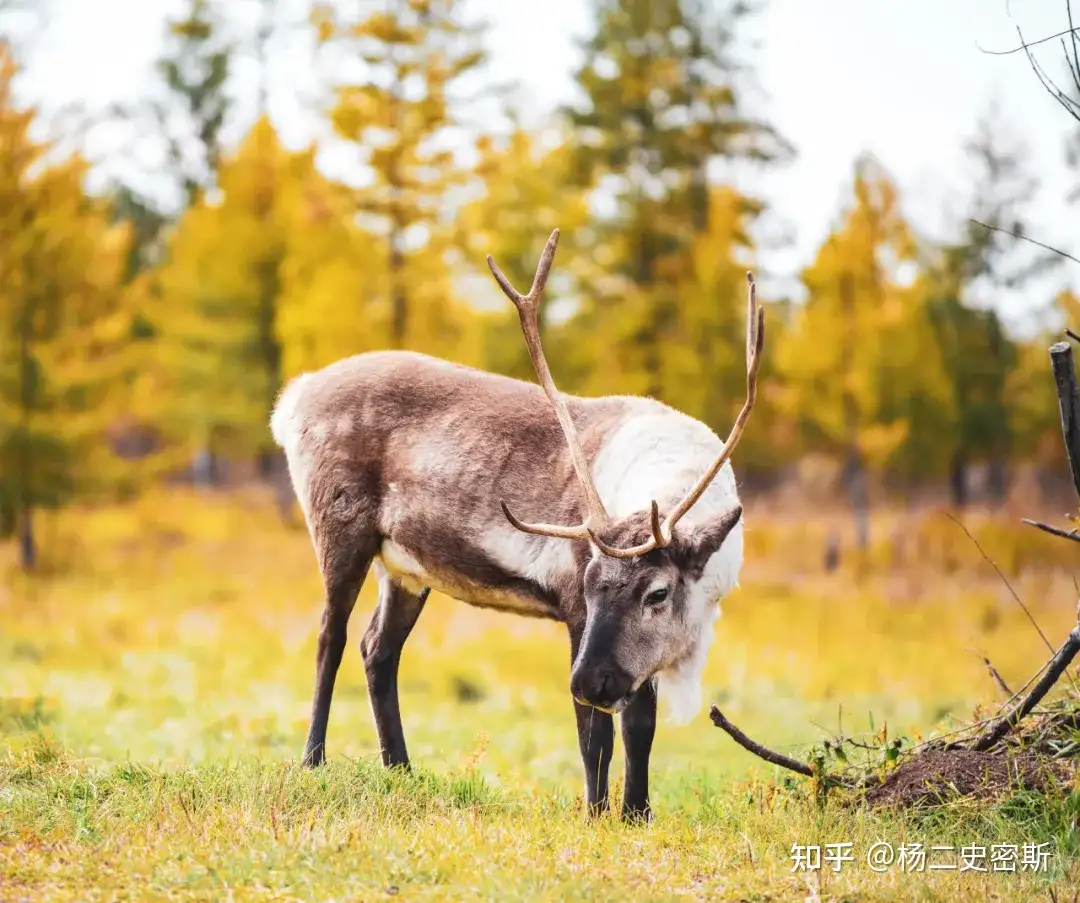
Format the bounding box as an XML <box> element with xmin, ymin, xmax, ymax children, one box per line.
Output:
<box><xmin>864</xmin><ymin>748</ymin><xmax>1075</xmax><ymax>809</ymax></box>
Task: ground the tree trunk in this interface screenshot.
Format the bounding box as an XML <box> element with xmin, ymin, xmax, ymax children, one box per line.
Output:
<box><xmin>257</xmin><ymin>448</ymin><xmax>279</xmax><ymax>481</ymax></box>
<box><xmin>635</xmin><ymin>223</ymin><xmax>662</xmax><ymax>398</ymax></box>
<box><xmin>844</xmin><ymin>451</ymin><xmax>870</xmax><ymax>551</ymax></box>
<box><xmin>193</xmin><ymin>447</ymin><xmax>217</xmax><ymax>489</ymax></box>
<box><xmin>949</xmin><ymin>450</ymin><xmax>968</xmax><ymax>508</ymax></box>
<box><xmin>390</xmin><ymin>242</ymin><xmax>406</xmax><ymax>349</ymax></box>
<box><xmin>823</xmin><ymin>530</ymin><xmax>840</xmax><ymax>572</ymax></box>
<box><xmin>388</xmin><ymin>27</ymin><xmax>407</xmax><ymax>351</ymax></box>
<box><xmin>19</xmin><ymin>504</ymin><xmax>35</xmax><ymax>572</ymax></box>
<box><xmin>987</xmin><ymin>456</ymin><xmax>1007</xmax><ymax>508</ymax></box>
<box><xmin>0</xmin><ymin>500</ymin><xmax>15</xmax><ymax>539</ymax></box>
<box><xmin>17</xmin><ymin>259</ymin><xmax>36</xmax><ymax>571</ymax></box>
<box><xmin>839</xmin><ymin>273</ymin><xmax>868</xmax><ymax>549</ymax></box>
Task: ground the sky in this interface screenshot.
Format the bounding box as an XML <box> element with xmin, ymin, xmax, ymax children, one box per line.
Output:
<box><xmin>14</xmin><ymin>0</ymin><xmax>1080</xmax><ymax>332</ymax></box>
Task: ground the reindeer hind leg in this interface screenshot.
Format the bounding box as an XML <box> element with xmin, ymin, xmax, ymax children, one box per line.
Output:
<box><xmin>302</xmin><ymin>525</ymin><xmax>378</xmax><ymax>768</ymax></box>
<box><xmin>361</xmin><ymin>563</ymin><xmax>429</xmax><ymax>768</ymax></box>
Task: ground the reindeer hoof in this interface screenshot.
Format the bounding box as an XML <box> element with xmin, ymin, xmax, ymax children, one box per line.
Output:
<box><xmin>301</xmin><ymin>746</ymin><xmax>326</xmax><ymax>768</ymax></box>
<box><xmin>621</xmin><ymin>803</ymin><xmax>652</xmax><ymax>825</ymax></box>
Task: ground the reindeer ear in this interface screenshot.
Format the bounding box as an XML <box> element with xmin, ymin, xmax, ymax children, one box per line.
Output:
<box><xmin>676</xmin><ymin>505</ymin><xmax>743</xmax><ymax>572</ymax></box>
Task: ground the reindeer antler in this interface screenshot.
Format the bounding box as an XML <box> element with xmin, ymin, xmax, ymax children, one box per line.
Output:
<box><xmin>489</xmin><ymin>229</ymin><xmax>610</xmax><ymax>539</ymax></box>
<box><xmin>588</xmin><ymin>272</ymin><xmax>764</xmax><ymax>558</ymax></box>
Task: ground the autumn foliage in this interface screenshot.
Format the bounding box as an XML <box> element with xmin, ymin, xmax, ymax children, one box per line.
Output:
<box><xmin>0</xmin><ymin>1</ymin><xmax>1073</xmax><ymax>571</ymax></box>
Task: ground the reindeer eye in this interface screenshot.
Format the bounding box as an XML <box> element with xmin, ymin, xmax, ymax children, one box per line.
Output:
<box><xmin>644</xmin><ymin>587</ymin><xmax>669</xmax><ymax>607</ymax></box>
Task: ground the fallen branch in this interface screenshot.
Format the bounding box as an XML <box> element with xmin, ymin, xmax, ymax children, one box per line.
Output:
<box><xmin>971</xmin><ymin>623</ymin><xmax>1080</xmax><ymax>752</ymax></box>
<box><xmin>1021</xmin><ymin>517</ymin><xmax>1080</xmax><ymax>544</ymax></box>
<box><xmin>709</xmin><ymin>705</ymin><xmax>814</xmax><ymax>777</ymax></box>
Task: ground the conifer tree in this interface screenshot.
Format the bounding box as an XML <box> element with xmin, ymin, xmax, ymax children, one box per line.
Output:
<box><xmin>656</xmin><ymin>186</ymin><xmax>790</xmax><ymax>470</ymax></box>
<box><xmin>0</xmin><ymin>47</ymin><xmax>135</xmax><ymax>569</ymax></box>
<box><xmin>927</xmin><ymin>113</ymin><xmax>1043</xmax><ymax>507</ymax></box>
<box><xmin>275</xmin><ymin>170</ymin><xmax>387</xmax><ymax>379</ymax></box>
<box><xmin>456</xmin><ymin>127</ymin><xmax>590</xmax><ymax>382</ymax></box>
<box><xmin>565</xmin><ymin>0</ymin><xmax>789</xmax><ymax>399</ymax></box>
<box><xmin>777</xmin><ymin>156</ymin><xmax>952</xmax><ymax>546</ymax></box>
<box><xmin>152</xmin><ymin>120</ymin><xmax>338</xmax><ymax>470</ymax></box>
<box><xmin>156</xmin><ymin>0</ymin><xmax>233</xmax><ymax>211</ymax></box>
<box><xmin>315</xmin><ymin>0</ymin><xmax>486</xmax><ymax>353</ymax></box>
<box><xmin>97</xmin><ymin>0</ymin><xmax>237</xmax><ymax>488</ymax></box>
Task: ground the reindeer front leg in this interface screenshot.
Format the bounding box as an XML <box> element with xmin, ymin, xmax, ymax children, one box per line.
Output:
<box><xmin>569</xmin><ymin>625</ymin><xmax>614</xmax><ymax>816</ymax></box>
<box><xmin>619</xmin><ymin>679</ymin><xmax>656</xmax><ymax>822</ymax></box>
<box><xmin>574</xmin><ymin>700</ymin><xmax>614</xmax><ymax>816</ymax></box>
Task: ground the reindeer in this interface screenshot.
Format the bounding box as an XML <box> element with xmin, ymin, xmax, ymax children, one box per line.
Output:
<box><xmin>269</xmin><ymin>229</ymin><xmax>763</xmax><ymax>821</ymax></box>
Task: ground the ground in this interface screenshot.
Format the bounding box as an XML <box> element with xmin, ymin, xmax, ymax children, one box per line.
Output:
<box><xmin>1</xmin><ymin>490</ymin><xmax>1079</xmax><ymax>901</ymax></box>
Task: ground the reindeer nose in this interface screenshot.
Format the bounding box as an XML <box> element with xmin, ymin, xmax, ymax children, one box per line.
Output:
<box><xmin>570</xmin><ymin>662</ymin><xmax>632</xmax><ymax>710</ymax></box>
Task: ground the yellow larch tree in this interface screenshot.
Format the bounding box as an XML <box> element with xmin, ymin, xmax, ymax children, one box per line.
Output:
<box><xmin>151</xmin><ymin>118</ymin><xmax>358</xmax><ymax>473</ymax></box>
<box><xmin>657</xmin><ymin>186</ymin><xmax>793</xmax><ymax>471</ymax></box>
<box><xmin>776</xmin><ymin>155</ymin><xmax>953</xmax><ymax>545</ymax></box>
<box><xmin>275</xmin><ymin>152</ymin><xmax>386</xmax><ymax>379</ymax></box>
<box><xmin>0</xmin><ymin>45</ymin><xmax>136</xmax><ymax>569</ymax></box>
<box><xmin>455</xmin><ymin>127</ymin><xmax>590</xmax><ymax>381</ymax></box>
<box><xmin>565</xmin><ymin>0</ymin><xmax>790</xmax><ymax>401</ymax></box>
<box><xmin>314</xmin><ymin>0</ymin><xmax>485</xmax><ymax>359</ymax></box>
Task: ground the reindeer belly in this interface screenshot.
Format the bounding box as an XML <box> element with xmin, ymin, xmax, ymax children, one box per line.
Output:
<box><xmin>377</xmin><ymin>540</ymin><xmax>559</xmax><ymax>619</ymax></box>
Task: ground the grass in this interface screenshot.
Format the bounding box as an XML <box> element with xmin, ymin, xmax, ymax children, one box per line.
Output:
<box><xmin>2</xmin><ymin>488</ymin><xmax>1080</xmax><ymax>901</ymax></box>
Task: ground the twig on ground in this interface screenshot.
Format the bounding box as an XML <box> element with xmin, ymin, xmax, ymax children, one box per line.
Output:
<box><xmin>1021</xmin><ymin>518</ymin><xmax>1080</xmax><ymax>543</ymax></box>
<box><xmin>1051</xmin><ymin>740</ymin><xmax>1080</xmax><ymax>759</ymax></box>
<box><xmin>1030</xmin><ymin>708</ymin><xmax>1080</xmax><ymax>755</ymax></box>
<box><xmin>836</xmin><ymin>736</ymin><xmax>880</xmax><ymax>751</ymax></box>
<box><xmin>971</xmin><ymin>624</ymin><xmax>1080</xmax><ymax>752</ymax></box>
<box><xmin>914</xmin><ymin>716</ymin><xmax>1001</xmax><ymax>753</ymax></box>
<box><xmin>709</xmin><ymin>706</ymin><xmax>814</xmax><ymax>777</ymax></box>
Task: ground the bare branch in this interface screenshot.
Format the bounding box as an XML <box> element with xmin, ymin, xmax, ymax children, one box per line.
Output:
<box><xmin>1067</xmin><ymin>1</ymin><xmax>1080</xmax><ymax>104</ymax></box>
<box><xmin>977</xmin><ymin>26</ymin><xmax>1080</xmax><ymax>55</ymax></box>
<box><xmin>943</xmin><ymin>512</ymin><xmax>1059</xmax><ymax>657</ymax></box>
<box><xmin>984</xmin><ymin>656</ymin><xmax>1015</xmax><ymax>698</ymax></box>
<box><xmin>969</xmin><ymin>219</ymin><xmax>1080</xmax><ymax>266</ymax></box>
<box><xmin>709</xmin><ymin>705</ymin><xmax>815</xmax><ymax>778</ymax></box>
<box><xmin>1016</xmin><ymin>22</ymin><xmax>1080</xmax><ymax>125</ymax></box>
<box><xmin>1022</xmin><ymin>517</ymin><xmax>1080</xmax><ymax>543</ymax></box>
<box><xmin>971</xmin><ymin>624</ymin><xmax>1080</xmax><ymax>751</ymax></box>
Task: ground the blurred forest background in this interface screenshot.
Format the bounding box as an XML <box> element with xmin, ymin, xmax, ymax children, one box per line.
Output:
<box><xmin>2</xmin><ymin>0</ymin><xmax>1080</xmax><ymax>574</ymax></box>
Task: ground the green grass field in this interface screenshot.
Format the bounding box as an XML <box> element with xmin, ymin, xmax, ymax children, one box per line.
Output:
<box><xmin>2</xmin><ymin>491</ymin><xmax>1079</xmax><ymax>901</ymax></box>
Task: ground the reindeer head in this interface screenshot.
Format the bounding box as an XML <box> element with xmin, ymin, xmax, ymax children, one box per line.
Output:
<box><xmin>487</xmin><ymin>230</ymin><xmax>763</xmax><ymax>717</ymax></box>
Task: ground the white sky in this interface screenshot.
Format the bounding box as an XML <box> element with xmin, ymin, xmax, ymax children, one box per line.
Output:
<box><xmin>15</xmin><ymin>0</ymin><xmax>1080</xmax><ymax>332</ymax></box>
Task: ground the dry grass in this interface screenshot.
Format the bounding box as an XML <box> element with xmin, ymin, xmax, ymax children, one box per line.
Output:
<box><xmin>1</xmin><ymin>489</ymin><xmax>1079</xmax><ymax>901</ymax></box>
